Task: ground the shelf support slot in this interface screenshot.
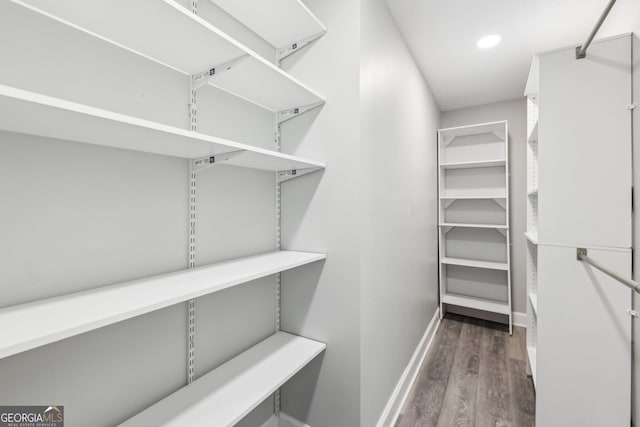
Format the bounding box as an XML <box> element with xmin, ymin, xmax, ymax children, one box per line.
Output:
<box><xmin>277</xmin><ymin>102</ymin><xmax>324</xmax><ymax>124</ymax></box>
<box><xmin>191</xmin><ymin>55</ymin><xmax>250</xmax><ymax>91</ymax></box>
<box><xmin>276</xmin><ymin>32</ymin><xmax>325</xmax><ymax>64</ymax></box>
<box><xmin>192</xmin><ymin>150</ymin><xmax>246</xmax><ymax>174</ymax></box>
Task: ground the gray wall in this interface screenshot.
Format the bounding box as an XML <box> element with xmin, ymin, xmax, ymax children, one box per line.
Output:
<box><xmin>278</xmin><ymin>0</ymin><xmax>362</xmax><ymax>425</ymax></box>
<box><xmin>359</xmin><ymin>0</ymin><xmax>441</xmax><ymax>425</ymax></box>
<box><xmin>441</xmin><ymin>98</ymin><xmax>527</xmax><ymax>316</ymax></box>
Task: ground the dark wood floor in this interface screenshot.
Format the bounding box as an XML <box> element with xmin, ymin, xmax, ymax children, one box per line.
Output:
<box><xmin>395</xmin><ymin>314</ymin><xmax>535</xmax><ymax>427</ymax></box>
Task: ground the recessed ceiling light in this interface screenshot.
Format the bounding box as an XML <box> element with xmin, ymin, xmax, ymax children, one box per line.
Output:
<box><xmin>477</xmin><ymin>34</ymin><xmax>501</xmax><ymax>49</ymax></box>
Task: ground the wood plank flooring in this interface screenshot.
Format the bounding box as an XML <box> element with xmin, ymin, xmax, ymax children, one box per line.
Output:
<box><xmin>395</xmin><ymin>314</ymin><xmax>535</xmax><ymax>427</ymax></box>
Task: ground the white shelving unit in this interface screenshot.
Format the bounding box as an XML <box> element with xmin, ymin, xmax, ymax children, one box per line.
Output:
<box><xmin>120</xmin><ymin>332</ymin><xmax>325</xmax><ymax>427</ymax></box>
<box><xmin>438</xmin><ymin>121</ymin><xmax>512</xmax><ymax>333</ymax></box>
<box><xmin>3</xmin><ymin>1</ymin><xmax>328</xmax><ymax>425</ymax></box>
<box><xmin>524</xmin><ymin>56</ymin><xmax>539</xmax><ymax>387</ymax></box>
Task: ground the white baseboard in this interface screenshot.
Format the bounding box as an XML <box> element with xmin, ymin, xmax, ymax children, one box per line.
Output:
<box><xmin>262</xmin><ymin>412</ymin><xmax>311</xmax><ymax>427</ymax></box>
<box><xmin>445</xmin><ymin>305</ymin><xmax>527</xmax><ymax>330</ymax></box>
<box><xmin>512</xmin><ymin>311</ymin><xmax>526</xmax><ymax>328</ymax></box>
<box><xmin>376</xmin><ymin>308</ymin><xmax>441</xmax><ymax>427</ymax></box>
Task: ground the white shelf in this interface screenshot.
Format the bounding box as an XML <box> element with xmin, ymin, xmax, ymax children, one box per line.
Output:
<box><xmin>14</xmin><ymin>0</ymin><xmax>324</xmax><ymax>112</ymax></box>
<box><xmin>439</xmin><ymin>195</ymin><xmax>506</xmax><ymax>200</ymax></box>
<box><xmin>0</xmin><ymin>251</ymin><xmax>325</xmax><ymax>359</ymax></box>
<box><xmin>209</xmin><ymin>0</ymin><xmax>326</xmax><ymax>48</ymax></box>
<box><xmin>525</xmin><ymin>232</ymin><xmax>539</xmax><ymax>244</ymax></box>
<box><xmin>441</xmin><ymin>257</ymin><xmax>509</xmax><ymax>271</ymax></box>
<box><xmin>527</xmin><ymin>345</ymin><xmax>537</xmax><ymax>387</ymax></box>
<box><xmin>120</xmin><ymin>332</ymin><xmax>325</xmax><ymax>427</ymax></box>
<box><xmin>440</xmin><ymin>223</ymin><xmax>508</xmax><ymax>229</ymax></box>
<box><xmin>440</xmin><ymin>159</ymin><xmax>506</xmax><ymax>170</ymax></box>
<box><xmin>0</xmin><ymin>85</ymin><xmax>325</xmax><ymax>171</ymax></box>
<box><xmin>438</xmin><ymin>120</ymin><xmax>507</xmax><ymax>140</ymax></box>
<box><xmin>528</xmin><ymin>188</ymin><xmax>539</xmax><ymax>197</ymax></box>
<box><xmin>442</xmin><ymin>294</ymin><xmax>510</xmax><ymax>315</ymax></box>
<box><xmin>529</xmin><ymin>292</ymin><xmax>538</xmax><ymax>316</ymax></box>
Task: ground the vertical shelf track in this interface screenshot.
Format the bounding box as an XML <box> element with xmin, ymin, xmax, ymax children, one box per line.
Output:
<box><xmin>186</xmin><ymin>0</ymin><xmax>199</xmax><ymax>386</ymax></box>
<box><xmin>274</xmin><ymin>113</ymin><xmax>283</xmax><ymax>416</ymax></box>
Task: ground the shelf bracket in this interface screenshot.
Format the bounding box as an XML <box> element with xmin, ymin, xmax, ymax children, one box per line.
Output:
<box><xmin>277</xmin><ymin>102</ymin><xmax>324</xmax><ymax>125</ymax></box>
<box><xmin>276</xmin><ymin>32</ymin><xmax>325</xmax><ymax>64</ymax></box>
<box><xmin>493</xmin><ymin>198</ymin><xmax>507</xmax><ymax>210</ymax></box>
<box><xmin>442</xmin><ymin>199</ymin><xmax>456</xmax><ymax>209</ymax></box>
<box><xmin>191</xmin><ymin>55</ymin><xmax>250</xmax><ymax>91</ymax></box>
<box><xmin>192</xmin><ymin>150</ymin><xmax>245</xmax><ymax>174</ymax></box>
<box><xmin>278</xmin><ymin>166</ymin><xmax>323</xmax><ymax>183</ymax></box>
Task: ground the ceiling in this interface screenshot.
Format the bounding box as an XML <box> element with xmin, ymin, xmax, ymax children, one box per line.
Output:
<box><xmin>385</xmin><ymin>0</ymin><xmax>640</xmax><ymax>111</ymax></box>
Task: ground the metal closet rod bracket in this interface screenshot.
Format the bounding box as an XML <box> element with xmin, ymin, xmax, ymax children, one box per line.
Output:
<box><xmin>576</xmin><ymin>0</ymin><xmax>617</xmax><ymax>59</ymax></box>
<box><xmin>191</xmin><ymin>55</ymin><xmax>250</xmax><ymax>91</ymax></box>
<box><xmin>577</xmin><ymin>247</ymin><xmax>640</xmax><ymax>293</ymax></box>
<box><xmin>192</xmin><ymin>150</ymin><xmax>245</xmax><ymax>173</ymax></box>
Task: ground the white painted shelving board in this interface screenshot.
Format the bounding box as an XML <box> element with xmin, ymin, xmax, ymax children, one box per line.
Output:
<box><xmin>0</xmin><ymin>251</ymin><xmax>326</xmax><ymax>359</ymax></box>
<box><xmin>442</xmin><ymin>294</ymin><xmax>509</xmax><ymax>315</ymax></box>
<box><xmin>13</xmin><ymin>0</ymin><xmax>324</xmax><ymax>111</ymax></box>
<box><xmin>439</xmin><ymin>121</ymin><xmax>506</xmax><ymax>140</ymax></box>
<box><xmin>440</xmin><ymin>195</ymin><xmax>506</xmax><ymax>200</ymax></box>
<box><xmin>120</xmin><ymin>332</ymin><xmax>325</xmax><ymax>427</ymax></box>
<box><xmin>441</xmin><ymin>257</ymin><xmax>508</xmax><ymax>271</ymax></box>
<box><xmin>0</xmin><ymin>85</ymin><xmax>325</xmax><ymax>171</ymax></box>
<box><xmin>440</xmin><ymin>159</ymin><xmax>506</xmax><ymax>170</ymax></box>
<box><xmin>209</xmin><ymin>0</ymin><xmax>326</xmax><ymax>48</ymax></box>
<box><xmin>440</xmin><ymin>223</ymin><xmax>508</xmax><ymax>229</ymax></box>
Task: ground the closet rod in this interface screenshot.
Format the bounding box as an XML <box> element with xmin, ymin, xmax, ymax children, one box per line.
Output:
<box><xmin>576</xmin><ymin>0</ymin><xmax>617</xmax><ymax>59</ymax></box>
<box><xmin>577</xmin><ymin>248</ymin><xmax>640</xmax><ymax>293</ymax></box>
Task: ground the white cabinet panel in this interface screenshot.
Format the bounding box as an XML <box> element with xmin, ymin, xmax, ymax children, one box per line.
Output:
<box><xmin>538</xmin><ymin>35</ymin><xmax>632</xmax><ymax>248</ymax></box>
<box><xmin>537</xmin><ymin>244</ymin><xmax>631</xmax><ymax>427</ymax></box>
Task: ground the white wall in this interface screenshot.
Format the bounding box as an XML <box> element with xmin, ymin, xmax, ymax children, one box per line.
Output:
<box><xmin>441</xmin><ymin>98</ymin><xmax>527</xmax><ymax>316</ymax></box>
<box><xmin>359</xmin><ymin>0</ymin><xmax>441</xmax><ymax>425</ymax></box>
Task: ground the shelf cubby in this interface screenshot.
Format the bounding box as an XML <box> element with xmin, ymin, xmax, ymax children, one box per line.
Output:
<box><xmin>441</xmin><ymin>198</ymin><xmax>507</xmax><ymax>226</ymax></box>
<box><xmin>442</xmin><ymin>227</ymin><xmax>508</xmax><ymax>265</ymax></box>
